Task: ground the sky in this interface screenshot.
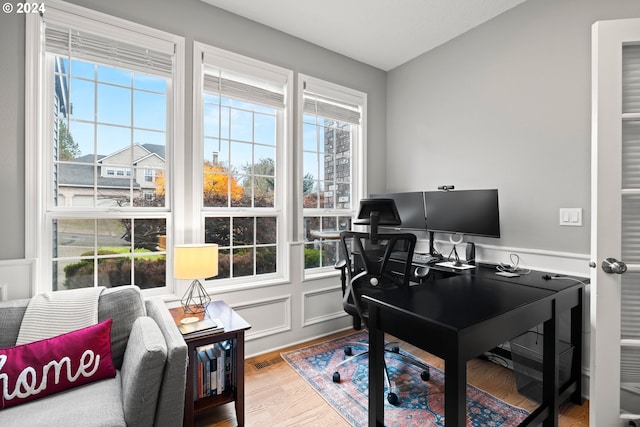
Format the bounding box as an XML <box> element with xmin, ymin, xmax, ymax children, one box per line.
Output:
<box><xmin>62</xmin><ymin>57</ymin><xmax>324</xmax><ymax>182</ymax></box>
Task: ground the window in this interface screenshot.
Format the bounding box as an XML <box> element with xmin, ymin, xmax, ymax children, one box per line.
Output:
<box><xmin>299</xmin><ymin>75</ymin><xmax>366</xmax><ymax>271</ymax></box>
<box><xmin>26</xmin><ymin>3</ymin><xmax>183</xmax><ymax>292</ymax></box>
<box><xmin>194</xmin><ymin>43</ymin><xmax>291</xmax><ymax>283</ymax></box>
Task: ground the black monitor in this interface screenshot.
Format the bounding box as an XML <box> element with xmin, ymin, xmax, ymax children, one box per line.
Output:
<box><xmin>370</xmin><ymin>192</ymin><xmax>427</xmax><ymax>230</ymax></box>
<box><xmin>424</xmin><ymin>189</ymin><xmax>500</xmax><ymax>238</ymax></box>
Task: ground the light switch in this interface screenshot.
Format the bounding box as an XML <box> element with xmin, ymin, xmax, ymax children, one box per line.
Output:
<box><xmin>559</xmin><ymin>208</ymin><xmax>582</xmax><ymax>227</ymax></box>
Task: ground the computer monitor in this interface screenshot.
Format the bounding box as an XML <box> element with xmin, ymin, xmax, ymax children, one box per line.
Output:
<box><xmin>370</xmin><ymin>192</ymin><xmax>427</xmax><ymax>230</ymax></box>
<box><xmin>424</xmin><ymin>189</ymin><xmax>500</xmax><ymax>238</ymax></box>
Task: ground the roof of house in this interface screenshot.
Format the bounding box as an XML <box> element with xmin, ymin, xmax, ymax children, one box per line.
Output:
<box><xmin>58</xmin><ymin>143</ymin><xmax>165</xmax><ymax>188</ymax></box>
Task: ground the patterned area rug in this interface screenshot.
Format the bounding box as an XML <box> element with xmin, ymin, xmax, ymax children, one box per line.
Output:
<box><xmin>281</xmin><ymin>331</ymin><xmax>529</xmax><ymax>427</ymax></box>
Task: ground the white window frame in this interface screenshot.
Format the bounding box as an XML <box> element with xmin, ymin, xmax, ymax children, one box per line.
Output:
<box><xmin>298</xmin><ymin>74</ymin><xmax>367</xmax><ymax>278</ymax></box>
<box><xmin>192</xmin><ymin>42</ymin><xmax>293</xmax><ymax>291</ymax></box>
<box><xmin>25</xmin><ymin>0</ymin><xmax>185</xmax><ymax>296</ymax></box>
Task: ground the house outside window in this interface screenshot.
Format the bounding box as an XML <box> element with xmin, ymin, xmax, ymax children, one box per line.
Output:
<box><xmin>194</xmin><ymin>43</ymin><xmax>292</xmax><ymax>284</ymax></box>
<box><xmin>300</xmin><ymin>74</ymin><xmax>366</xmax><ymax>272</ymax></box>
<box><xmin>26</xmin><ymin>3</ymin><xmax>184</xmax><ymax>292</ymax></box>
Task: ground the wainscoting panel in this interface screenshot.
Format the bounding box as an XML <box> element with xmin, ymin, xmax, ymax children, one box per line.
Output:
<box><xmin>0</xmin><ymin>259</ymin><xmax>35</xmax><ymax>300</ymax></box>
<box><xmin>302</xmin><ymin>286</ymin><xmax>346</xmax><ymax>327</ymax></box>
<box><xmin>230</xmin><ymin>295</ymin><xmax>292</xmax><ymax>341</ymax></box>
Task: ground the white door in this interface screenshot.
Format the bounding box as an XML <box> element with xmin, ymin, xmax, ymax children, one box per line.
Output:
<box><xmin>592</xmin><ymin>18</ymin><xmax>640</xmax><ymax>426</ymax></box>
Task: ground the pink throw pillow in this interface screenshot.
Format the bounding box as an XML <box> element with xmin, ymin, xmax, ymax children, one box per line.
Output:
<box><xmin>0</xmin><ymin>318</ymin><xmax>116</xmax><ymax>409</ymax></box>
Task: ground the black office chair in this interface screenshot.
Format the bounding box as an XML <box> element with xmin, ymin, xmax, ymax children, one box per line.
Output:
<box><xmin>331</xmin><ymin>199</ymin><xmax>431</xmax><ymax>405</ymax></box>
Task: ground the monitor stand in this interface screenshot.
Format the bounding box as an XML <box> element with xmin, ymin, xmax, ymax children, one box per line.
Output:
<box><xmin>428</xmin><ymin>231</ymin><xmax>437</xmax><ymax>257</ymax></box>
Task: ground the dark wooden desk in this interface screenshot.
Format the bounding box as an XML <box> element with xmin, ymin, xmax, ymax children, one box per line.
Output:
<box><xmin>364</xmin><ymin>267</ymin><xmax>584</xmax><ymax>427</ymax></box>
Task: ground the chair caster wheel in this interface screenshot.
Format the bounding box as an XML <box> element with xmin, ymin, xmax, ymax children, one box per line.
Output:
<box><xmin>344</xmin><ymin>346</ymin><xmax>352</xmax><ymax>356</ymax></box>
<box><xmin>387</xmin><ymin>392</ymin><xmax>399</xmax><ymax>405</ymax></box>
<box><xmin>332</xmin><ymin>372</ymin><xmax>341</xmax><ymax>383</ymax></box>
<box><xmin>390</xmin><ymin>346</ymin><xmax>400</xmax><ymax>353</ymax></box>
<box><xmin>420</xmin><ymin>370</ymin><xmax>430</xmax><ymax>381</ymax></box>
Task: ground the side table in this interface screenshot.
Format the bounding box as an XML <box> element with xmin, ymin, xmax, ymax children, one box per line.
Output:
<box><xmin>169</xmin><ymin>301</ymin><xmax>251</xmax><ymax>427</ymax></box>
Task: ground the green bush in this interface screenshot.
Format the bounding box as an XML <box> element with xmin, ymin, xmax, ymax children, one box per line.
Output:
<box><xmin>63</xmin><ymin>248</ymin><xmax>165</xmax><ymax>289</ymax></box>
<box><xmin>304</xmin><ymin>247</ymin><xmax>320</xmax><ymax>269</ymax></box>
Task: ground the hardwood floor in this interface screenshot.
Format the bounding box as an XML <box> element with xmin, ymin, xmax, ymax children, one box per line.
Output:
<box><xmin>195</xmin><ymin>330</ymin><xmax>589</xmax><ymax>427</ymax></box>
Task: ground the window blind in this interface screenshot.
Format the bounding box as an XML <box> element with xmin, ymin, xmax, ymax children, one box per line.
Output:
<box><xmin>303</xmin><ymin>93</ymin><xmax>361</xmax><ymax>125</ymax></box>
<box><xmin>623</xmin><ymin>45</ymin><xmax>640</xmax><ymax>114</ymax></box>
<box><xmin>203</xmin><ymin>73</ymin><xmax>284</xmax><ymax>109</ymax></box>
<box><xmin>621</xmin><ymin>44</ymin><xmax>640</xmax><ymax>384</ymax></box>
<box><xmin>45</xmin><ymin>24</ymin><xmax>174</xmax><ymax>77</ymax></box>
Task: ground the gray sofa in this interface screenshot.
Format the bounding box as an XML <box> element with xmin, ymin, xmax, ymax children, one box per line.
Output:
<box><xmin>0</xmin><ymin>285</ymin><xmax>188</xmax><ymax>427</ymax></box>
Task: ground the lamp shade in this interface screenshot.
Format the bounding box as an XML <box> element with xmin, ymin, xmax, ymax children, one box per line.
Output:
<box><xmin>173</xmin><ymin>244</ymin><xmax>218</xmax><ymax>280</ymax></box>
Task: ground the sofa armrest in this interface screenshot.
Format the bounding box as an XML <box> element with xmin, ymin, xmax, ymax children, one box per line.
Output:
<box><xmin>145</xmin><ymin>298</ymin><xmax>188</xmax><ymax>427</ymax></box>
<box><xmin>120</xmin><ymin>316</ymin><xmax>167</xmax><ymax>427</ymax></box>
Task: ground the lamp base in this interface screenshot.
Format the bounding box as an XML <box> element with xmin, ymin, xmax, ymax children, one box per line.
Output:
<box><xmin>180</xmin><ymin>279</ymin><xmax>211</xmax><ymax>314</ymax></box>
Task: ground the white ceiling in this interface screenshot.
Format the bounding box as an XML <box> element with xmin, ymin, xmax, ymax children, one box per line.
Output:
<box><xmin>201</xmin><ymin>0</ymin><xmax>527</xmax><ymax>71</ymax></box>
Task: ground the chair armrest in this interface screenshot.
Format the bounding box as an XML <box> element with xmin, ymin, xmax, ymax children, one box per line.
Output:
<box><xmin>120</xmin><ymin>316</ymin><xmax>167</xmax><ymax>427</ymax></box>
<box><xmin>335</xmin><ymin>259</ymin><xmax>347</xmax><ymax>293</ymax></box>
<box><xmin>145</xmin><ymin>298</ymin><xmax>188</xmax><ymax>427</ymax></box>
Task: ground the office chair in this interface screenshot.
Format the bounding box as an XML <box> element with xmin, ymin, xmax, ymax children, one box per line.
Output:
<box><xmin>332</xmin><ymin>199</ymin><xmax>431</xmax><ymax>405</ymax></box>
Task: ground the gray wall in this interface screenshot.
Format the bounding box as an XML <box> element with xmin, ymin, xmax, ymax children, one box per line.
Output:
<box><xmin>0</xmin><ymin>11</ymin><xmax>26</xmax><ymax>260</ymax></box>
<box><xmin>386</xmin><ymin>0</ymin><xmax>640</xmax><ymax>254</ymax></box>
<box><xmin>0</xmin><ymin>0</ymin><xmax>387</xmax><ymax>261</ymax></box>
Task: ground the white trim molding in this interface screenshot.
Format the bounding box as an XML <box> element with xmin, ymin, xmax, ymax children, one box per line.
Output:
<box><xmin>230</xmin><ymin>294</ymin><xmax>292</xmax><ymax>341</ymax></box>
<box><xmin>301</xmin><ymin>285</ymin><xmax>348</xmax><ymax>327</ymax></box>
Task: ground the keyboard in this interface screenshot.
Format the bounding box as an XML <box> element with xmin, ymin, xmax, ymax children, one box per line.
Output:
<box><xmin>412</xmin><ymin>253</ymin><xmax>435</xmax><ymax>264</ymax></box>
<box><xmin>390</xmin><ymin>252</ymin><xmax>440</xmax><ymax>264</ymax></box>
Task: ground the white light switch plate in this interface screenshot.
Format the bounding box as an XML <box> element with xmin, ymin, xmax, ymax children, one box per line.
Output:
<box><xmin>559</xmin><ymin>208</ymin><xmax>582</xmax><ymax>226</ymax></box>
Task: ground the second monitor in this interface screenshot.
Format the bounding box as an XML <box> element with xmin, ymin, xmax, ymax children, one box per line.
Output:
<box><xmin>370</xmin><ymin>191</ymin><xmax>427</xmax><ymax>231</ymax></box>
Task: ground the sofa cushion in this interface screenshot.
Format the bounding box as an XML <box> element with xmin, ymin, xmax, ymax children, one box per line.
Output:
<box><xmin>0</xmin><ymin>299</ymin><xmax>29</xmax><ymax>348</ymax></box>
<box><xmin>120</xmin><ymin>316</ymin><xmax>167</xmax><ymax>426</ymax></box>
<box><xmin>98</xmin><ymin>286</ymin><xmax>146</xmax><ymax>369</ymax></box>
<box><xmin>0</xmin><ymin>372</ymin><xmax>125</xmax><ymax>426</ymax></box>
<box><xmin>0</xmin><ymin>318</ymin><xmax>116</xmax><ymax>409</ymax></box>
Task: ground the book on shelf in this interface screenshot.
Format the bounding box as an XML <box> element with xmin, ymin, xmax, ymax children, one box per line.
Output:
<box><xmin>193</xmin><ymin>341</ymin><xmax>233</xmax><ymax>401</ymax></box>
<box><xmin>205</xmin><ymin>346</ymin><xmax>218</xmax><ymax>396</ymax></box>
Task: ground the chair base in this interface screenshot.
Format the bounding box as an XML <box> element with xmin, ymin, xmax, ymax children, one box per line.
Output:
<box><xmin>331</xmin><ymin>340</ymin><xmax>430</xmax><ymax>405</ymax></box>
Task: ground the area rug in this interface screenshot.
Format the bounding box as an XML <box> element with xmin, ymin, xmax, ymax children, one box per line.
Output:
<box><xmin>281</xmin><ymin>331</ymin><xmax>529</xmax><ymax>427</ymax></box>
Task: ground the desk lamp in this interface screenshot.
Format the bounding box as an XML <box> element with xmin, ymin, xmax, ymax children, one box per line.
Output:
<box><xmin>174</xmin><ymin>244</ymin><xmax>218</xmax><ymax>314</ymax></box>
<box><xmin>354</xmin><ymin>198</ymin><xmax>401</xmax><ymax>244</ymax></box>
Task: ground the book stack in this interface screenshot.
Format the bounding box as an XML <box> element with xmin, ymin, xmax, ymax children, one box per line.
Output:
<box><xmin>177</xmin><ymin>317</ymin><xmax>223</xmax><ymax>338</ymax></box>
<box><xmin>194</xmin><ymin>341</ymin><xmax>233</xmax><ymax>400</ymax></box>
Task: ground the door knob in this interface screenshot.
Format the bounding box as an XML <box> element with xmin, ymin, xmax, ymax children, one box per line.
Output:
<box><xmin>602</xmin><ymin>258</ymin><xmax>628</xmax><ymax>274</ymax></box>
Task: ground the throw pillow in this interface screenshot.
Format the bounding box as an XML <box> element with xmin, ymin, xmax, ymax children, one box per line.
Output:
<box><xmin>0</xmin><ymin>318</ymin><xmax>116</xmax><ymax>409</ymax></box>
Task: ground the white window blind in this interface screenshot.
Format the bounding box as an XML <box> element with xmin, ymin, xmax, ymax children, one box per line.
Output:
<box><xmin>303</xmin><ymin>92</ymin><xmax>361</xmax><ymax>124</ymax></box>
<box><xmin>621</xmin><ymin>44</ymin><xmax>640</xmax><ymax>383</ymax></box>
<box><xmin>203</xmin><ymin>73</ymin><xmax>284</xmax><ymax>109</ymax></box>
<box><xmin>44</xmin><ymin>23</ymin><xmax>174</xmax><ymax>77</ymax></box>
<box><xmin>202</xmin><ymin>50</ymin><xmax>288</xmax><ymax>110</ymax></box>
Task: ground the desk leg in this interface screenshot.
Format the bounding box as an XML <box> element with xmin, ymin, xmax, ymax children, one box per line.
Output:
<box><xmin>542</xmin><ymin>300</ymin><xmax>559</xmax><ymax>427</ymax></box>
<box><xmin>368</xmin><ymin>306</ymin><xmax>385</xmax><ymax>427</ymax></box>
<box><xmin>570</xmin><ymin>288</ymin><xmax>584</xmax><ymax>404</ymax></box>
<box><xmin>444</xmin><ymin>350</ymin><xmax>466</xmax><ymax>427</ymax></box>
<box><xmin>235</xmin><ymin>331</ymin><xmax>245</xmax><ymax>427</ymax></box>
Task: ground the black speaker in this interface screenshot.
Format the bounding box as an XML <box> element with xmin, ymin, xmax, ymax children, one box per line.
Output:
<box><xmin>466</xmin><ymin>242</ymin><xmax>476</xmax><ymax>265</ymax></box>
